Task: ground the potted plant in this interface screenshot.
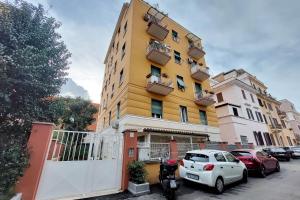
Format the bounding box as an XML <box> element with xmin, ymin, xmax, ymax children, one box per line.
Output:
<box><xmin>127</xmin><ymin>161</ymin><xmax>150</xmax><ymax>196</ymax></box>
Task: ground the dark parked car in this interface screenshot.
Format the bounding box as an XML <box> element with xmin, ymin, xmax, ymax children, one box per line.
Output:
<box><xmin>231</xmin><ymin>149</ymin><xmax>280</xmax><ymax>177</ymax></box>
<box><xmin>262</xmin><ymin>147</ymin><xmax>290</xmax><ymax>161</ymax></box>
<box><xmin>282</xmin><ymin>147</ymin><xmax>300</xmax><ymax>158</ymax></box>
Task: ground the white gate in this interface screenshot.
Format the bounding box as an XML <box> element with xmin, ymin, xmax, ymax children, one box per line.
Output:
<box><xmin>36</xmin><ymin>130</ymin><xmax>123</xmax><ymax>200</ymax></box>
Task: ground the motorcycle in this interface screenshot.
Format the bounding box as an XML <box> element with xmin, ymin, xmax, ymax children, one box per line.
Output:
<box><xmin>159</xmin><ymin>158</ymin><xmax>179</xmax><ymax>200</ymax></box>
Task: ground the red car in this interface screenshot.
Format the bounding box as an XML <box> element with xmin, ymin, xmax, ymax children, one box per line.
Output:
<box><xmin>231</xmin><ymin>149</ymin><xmax>280</xmax><ymax>177</ymax></box>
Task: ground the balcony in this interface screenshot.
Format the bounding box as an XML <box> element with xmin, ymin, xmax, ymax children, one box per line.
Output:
<box><xmin>146</xmin><ymin>41</ymin><xmax>171</xmax><ymax>66</ymax></box>
<box><xmin>186</xmin><ymin>33</ymin><xmax>206</xmax><ymax>60</ymax></box>
<box><xmin>190</xmin><ymin>64</ymin><xmax>210</xmax><ymax>81</ymax></box>
<box><xmin>269</xmin><ymin>124</ymin><xmax>282</xmax><ymax>132</ymax></box>
<box><xmin>194</xmin><ymin>91</ymin><xmax>215</xmax><ymax>106</ymax></box>
<box><xmin>144</xmin><ymin>7</ymin><xmax>169</xmax><ymax>41</ymax></box>
<box><xmin>146</xmin><ymin>75</ymin><xmax>174</xmax><ymax>96</ymax></box>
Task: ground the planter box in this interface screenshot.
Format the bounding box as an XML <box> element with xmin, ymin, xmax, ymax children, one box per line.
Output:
<box><xmin>128</xmin><ymin>181</ymin><xmax>150</xmax><ymax>196</ymax></box>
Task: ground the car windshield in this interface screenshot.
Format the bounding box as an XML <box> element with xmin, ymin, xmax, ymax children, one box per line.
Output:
<box><xmin>184</xmin><ymin>153</ymin><xmax>209</xmax><ymax>162</ymax></box>
<box><xmin>271</xmin><ymin>148</ymin><xmax>285</xmax><ymax>152</ymax></box>
<box><xmin>231</xmin><ymin>151</ymin><xmax>252</xmax><ymax>156</ymax></box>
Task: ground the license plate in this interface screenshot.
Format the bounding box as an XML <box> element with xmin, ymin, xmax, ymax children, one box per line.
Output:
<box><xmin>187</xmin><ymin>173</ymin><xmax>199</xmax><ymax>180</ymax></box>
<box><xmin>170</xmin><ymin>180</ymin><xmax>177</xmax><ymax>189</ymax></box>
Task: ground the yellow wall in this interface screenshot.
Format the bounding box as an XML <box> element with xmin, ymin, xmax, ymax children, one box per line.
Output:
<box><xmin>98</xmin><ymin>0</ymin><xmax>219</xmax><ymax>130</ymax></box>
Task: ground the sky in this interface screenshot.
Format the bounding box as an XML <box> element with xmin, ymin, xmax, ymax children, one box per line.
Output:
<box><xmin>26</xmin><ymin>0</ymin><xmax>300</xmax><ymax>110</ymax></box>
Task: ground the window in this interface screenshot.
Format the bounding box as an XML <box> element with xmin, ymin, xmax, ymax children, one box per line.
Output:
<box><xmin>273</xmin><ymin>118</ymin><xmax>279</xmax><ymax>126</ymax></box>
<box><xmin>214</xmin><ymin>153</ymin><xmax>226</xmax><ymax>162</ymax></box>
<box><xmin>240</xmin><ymin>136</ymin><xmax>248</xmax><ymax>145</ymax></box>
<box><xmin>281</xmin><ymin>120</ymin><xmax>286</xmax><ymax>128</ymax></box>
<box><xmin>199</xmin><ymin>110</ymin><xmax>208</xmax><ymax>125</ymax></box>
<box><xmin>108</xmin><ymin>111</ymin><xmax>111</xmax><ymax>126</ymax></box>
<box><xmin>232</xmin><ymin>107</ymin><xmax>239</xmax><ymax>116</ymax></box>
<box><xmin>119</xmin><ymin>69</ymin><xmax>124</xmax><ymax>85</ymax></box>
<box><xmin>111</xmin><ymin>84</ymin><xmax>114</xmax><ymax>98</ymax></box>
<box><xmin>241</xmin><ymin>90</ymin><xmax>247</xmax><ymax>99</ymax></box>
<box><xmin>216</xmin><ymin>92</ymin><xmax>224</xmax><ymax>103</ymax></box>
<box><xmin>257</xmin><ymin>112</ymin><xmax>263</xmax><ymax>122</ymax></box>
<box><xmin>108</xmin><ymin>74</ymin><xmax>111</xmax><ymax>84</ymax></box>
<box><xmin>258</xmin><ymin>98</ymin><xmax>263</xmax><ymax>107</ymax></box>
<box><xmin>123</xmin><ymin>21</ymin><xmax>127</xmax><ymax>36</ymax></box>
<box><xmin>250</xmin><ymin>94</ymin><xmax>255</xmax><ymax>103</ymax></box>
<box><xmin>172</xmin><ymin>30</ymin><xmax>179</xmax><ymax>42</ymax></box>
<box><xmin>246</xmin><ymin>108</ymin><xmax>254</xmax><ymax>120</ymax></box>
<box><xmin>152</xmin><ymin>99</ymin><xmax>162</xmax><ymax>118</ymax></box>
<box><xmin>121</xmin><ymin>43</ymin><xmax>126</xmax><ymax>59</ymax></box>
<box><xmin>232</xmin><ymin>151</ymin><xmax>252</xmax><ymax>157</ymax></box>
<box><xmin>269</xmin><ymin>116</ymin><xmax>275</xmax><ymax>128</ymax></box>
<box><xmin>116</xmin><ymin>102</ymin><xmax>121</xmax><ymax>119</ymax></box>
<box><xmin>224</xmin><ymin>153</ymin><xmax>236</xmax><ymax>162</ymax></box>
<box><xmin>267</xmin><ymin>103</ymin><xmax>273</xmax><ymax>111</ymax></box>
<box><xmin>151</xmin><ymin>65</ymin><xmax>161</xmax><ymax>77</ymax></box>
<box><xmin>117</xmin><ymin>26</ymin><xmax>120</xmax><ymax>35</ymax></box>
<box><xmin>263</xmin><ymin>101</ymin><xmax>267</xmax><ymax>108</ymax></box>
<box><xmin>263</xmin><ymin>132</ymin><xmax>272</xmax><ymax>146</ymax></box>
<box><xmin>257</xmin><ymin>132</ymin><xmax>265</xmax><ymax>146</ymax></box>
<box><xmin>116</xmin><ymin>42</ymin><xmax>119</xmax><ymax>51</ymax></box>
<box><xmin>176</xmin><ymin>75</ymin><xmax>185</xmax><ymax>90</ymax></box>
<box><xmin>103</xmin><ymin>117</ymin><xmax>106</xmax><ymax>128</ymax></box>
<box><xmin>287</xmin><ymin>136</ymin><xmax>292</xmax><ymax>146</ymax></box>
<box><xmin>184</xmin><ymin>153</ymin><xmax>209</xmax><ymax>162</ymax></box>
<box><xmin>180</xmin><ymin>106</ymin><xmax>188</xmax><ymax>122</ymax></box>
<box><xmin>114</xmin><ymin>61</ymin><xmax>117</xmax><ymax>73</ymax></box>
<box><xmin>174</xmin><ymin>50</ymin><xmax>181</xmax><ymax>64</ymax></box>
<box><xmin>263</xmin><ymin>114</ymin><xmax>268</xmax><ymax>124</ymax></box>
<box><xmin>195</xmin><ymin>82</ymin><xmax>202</xmax><ymax>95</ymax></box>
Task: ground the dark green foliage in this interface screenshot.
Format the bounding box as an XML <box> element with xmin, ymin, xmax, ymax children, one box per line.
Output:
<box><xmin>47</xmin><ymin>97</ymin><xmax>98</xmax><ymax>131</ymax></box>
<box><xmin>128</xmin><ymin>161</ymin><xmax>147</xmax><ymax>184</ymax></box>
<box><xmin>0</xmin><ymin>0</ymin><xmax>70</xmax><ymax>194</ymax></box>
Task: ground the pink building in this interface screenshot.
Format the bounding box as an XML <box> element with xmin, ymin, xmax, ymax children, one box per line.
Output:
<box><xmin>211</xmin><ymin>69</ymin><xmax>271</xmax><ymax>146</ymax></box>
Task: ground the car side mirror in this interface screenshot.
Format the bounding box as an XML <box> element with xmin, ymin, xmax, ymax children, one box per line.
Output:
<box><xmin>268</xmin><ymin>155</ymin><xmax>272</xmax><ymax>158</ymax></box>
<box><xmin>234</xmin><ymin>159</ymin><xmax>240</xmax><ymax>163</ymax></box>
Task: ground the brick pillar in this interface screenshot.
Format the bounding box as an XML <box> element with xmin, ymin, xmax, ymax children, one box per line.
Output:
<box><xmin>170</xmin><ymin>139</ymin><xmax>178</xmax><ymax>160</ymax></box>
<box><xmin>235</xmin><ymin>142</ymin><xmax>242</xmax><ymax>149</ymax></box>
<box><xmin>15</xmin><ymin>122</ymin><xmax>54</xmax><ymax>200</ymax></box>
<box><xmin>199</xmin><ymin>143</ymin><xmax>206</xmax><ymax>149</ymax></box>
<box><xmin>121</xmin><ymin>130</ymin><xmax>138</xmax><ymax>191</ymax></box>
<box><xmin>248</xmin><ymin>143</ymin><xmax>254</xmax><ymax>149</ymax></box>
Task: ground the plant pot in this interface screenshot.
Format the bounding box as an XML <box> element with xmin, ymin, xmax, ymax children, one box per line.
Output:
<box><xmin>128</xmin><ymin>181</ymin><xmax>150</xmax><ymax>196</ymax></box>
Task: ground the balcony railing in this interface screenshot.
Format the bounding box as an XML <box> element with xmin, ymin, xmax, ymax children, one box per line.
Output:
<box><xmin>188</xmin><ymin>42</ymin><xmax>206</xmax><ymax>60</ymax></box>
<box><xmin>146</xmin><ymin>16</ymin><xmax>169</xmax><ymax>41</ymax></box>
<box><xmin>194</xmin><ymin>91</ymin><xmax>215</xmax><ymax>106</ymax></box>
<box><xmin>146</xmin><ymin>75</ymin><xmax>174</xmax><ymax>96</ymax></box>
<box><xmin>190</xmin><ymin>64</ymin><xmax>210</xmax><ymax>81</ymax></box>
<box><xmin>146</xmin><ymin>40</ymin><xmax>171</xmax><ymax>66</ymax></box>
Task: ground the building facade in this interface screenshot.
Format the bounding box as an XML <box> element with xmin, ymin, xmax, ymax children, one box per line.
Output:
<box><xmin>279</xmin><ymin>99</ymin><xmax>300</xmax><ymax>144</ymax></box>
<box><xmin>212</xmin><ymin>69</ymin><xmax>297</xmax><ymax>147</ymax></box>
<box><xmin>97</xmin><ymin>0</ymin><xmax>220</xmax><ymax>161</ymax></box>
<box><xmin>212</xmin><ymin>70</ymin><xmax>270</xmax><ymax>146</ymax></box>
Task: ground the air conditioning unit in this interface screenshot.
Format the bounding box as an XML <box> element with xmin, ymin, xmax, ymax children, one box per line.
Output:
<box><xmin>144</xmin><ymin>14</ymin><xmax>150</xmax><ymax>21</ymax></box>
<box><xmin>111</xmin><ymin>120</ymin><xmax>119</xmax><ymax>129</ymax></box>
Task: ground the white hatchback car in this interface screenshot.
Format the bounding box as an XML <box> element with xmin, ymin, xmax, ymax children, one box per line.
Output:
<box><xmin>179</xmin><ymin>149</ymin><xmax>248</xmax><ymax>194</ymax></box>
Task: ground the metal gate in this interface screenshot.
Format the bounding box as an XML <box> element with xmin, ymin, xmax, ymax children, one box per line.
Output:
<box><xmin>36</xmin><ymin>130</ymin><xmax>123</xmax><ymax>200</ymax></box>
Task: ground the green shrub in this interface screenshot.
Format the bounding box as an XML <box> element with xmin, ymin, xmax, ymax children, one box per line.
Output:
<box><xmin>128</xmin><ymin>161</ymin><xmax>147</xmax><ymax>184</ymax></box>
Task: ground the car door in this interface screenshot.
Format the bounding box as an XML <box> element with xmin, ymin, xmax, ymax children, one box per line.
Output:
<box><xmin>224</xmin><ymin>152</ymin><xmax>243</xmax><ymax>182</ymax></box>
<box><xmin>213</xmin><ymin>153</ymin><xmax>228</xmax><ymax>183</ymax></box>
<box><xmin>256</xmin><ymin>151</ymin><xmax>269</xmax><ymax>170</ymax></box>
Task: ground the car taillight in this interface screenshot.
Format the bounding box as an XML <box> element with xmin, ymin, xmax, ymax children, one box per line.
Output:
<box><xmin>179</xmin><ymin>160</ymin><xmax>184</xmax><ymax>167</ymax></box>
<box><xmin>203</xmin><ymin>164</ymin><xmax>214</xmax><ymax>171</ymax></box>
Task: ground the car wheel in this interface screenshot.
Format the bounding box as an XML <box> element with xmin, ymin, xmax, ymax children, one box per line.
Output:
<box><xmin>275</xmin><ymin>162</ymin><xmax>280</xmax><ymax>172</ymax></box>
<box><xmin>260</xmin><ymin>165</ymin><xmax>266</xmax><ymax>178</ymax></box>
<box><xmin>214</xmin><ymin>177</ymin><xmax>224</xmax><ymax>194</ymax></box>
<box><xmin>242</xmin><ymin>170</ymin><xmax>248</xmax><ymax>183</ymax></box>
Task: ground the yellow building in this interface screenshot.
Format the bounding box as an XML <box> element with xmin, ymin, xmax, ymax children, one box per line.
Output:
<box><xmin>96</xmin><ymin>0</ymin><xmax>220</xmax><ymax>183</ymax></box>
<box><xmin>249</xmin><ymin>76</ymin><xmax>296</xmax><ymax>146</ymax></box>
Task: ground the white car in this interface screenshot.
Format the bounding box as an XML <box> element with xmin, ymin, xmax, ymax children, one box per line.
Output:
<box><xmin>179</xmin><ymin>149</ymin><xmax>248</xmax><ymax>194</ymax></box>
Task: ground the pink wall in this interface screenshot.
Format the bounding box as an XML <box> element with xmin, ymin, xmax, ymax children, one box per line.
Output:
<box><xmin>15</xmin><ymin>122</ymin><xmax>54</xmax><ymax>200</ymax></box>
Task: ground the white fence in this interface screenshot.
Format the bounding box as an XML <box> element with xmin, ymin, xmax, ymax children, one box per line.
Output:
<box><xmin>36</xmin><ymin>130</ymin><xmax>123</xmax><ymax>200</ymax></box>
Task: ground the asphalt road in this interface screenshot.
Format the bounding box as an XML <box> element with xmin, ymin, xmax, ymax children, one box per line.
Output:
<box><xmin>129</xmin><ymin>159</ymin><xmax>300</xmax><ymax>200</ymax></box>
<box><xmin>92</xmin><ymin>159</ymin><xmax>300</xmax><ymax>200</ymax></box>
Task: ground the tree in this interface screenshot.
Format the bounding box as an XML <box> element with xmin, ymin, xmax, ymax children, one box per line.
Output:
<box><xmin>48</xmin><ymin>97</ymin><xmax>98</xmax><ymax>131</ymax></box>
<box><xmin>0</xmin><ymin>0</ymin><xmax>70</xmax><ymax>195</ymax></box>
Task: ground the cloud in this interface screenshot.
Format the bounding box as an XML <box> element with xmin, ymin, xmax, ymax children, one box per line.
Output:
<box><xmin>27</xmin><ymin>0</ymin><xmax>300</xmax><ymax>110</ymax></box>
<box><xmin>60</xmin><ymin>78</ymin><xmax>89</xmax><ymax>99</ymax></box>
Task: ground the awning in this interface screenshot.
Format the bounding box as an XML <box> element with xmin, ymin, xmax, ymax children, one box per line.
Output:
<box><xmin>143</xmin><ymin>127</ymin><xmax>210</xmax><ymax>138</ymax></box>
